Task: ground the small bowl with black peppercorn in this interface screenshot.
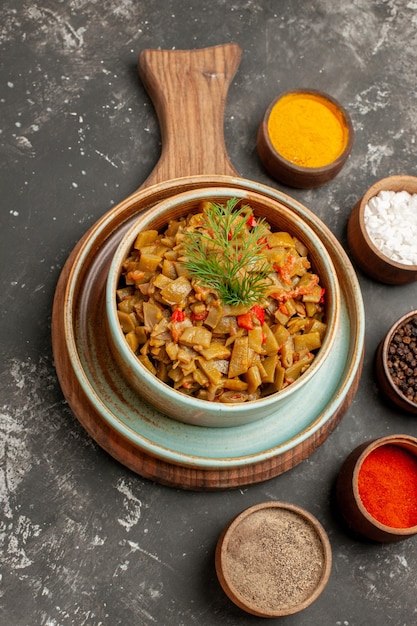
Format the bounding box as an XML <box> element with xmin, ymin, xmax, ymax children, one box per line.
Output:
<box><xmin>336</xmin><ymin>434</ymin><xmax>417</xmax><ymax>542</ymax></box>
<box><xmin>215</xmin><ymin>501</ymin><xmax>332</xmax><ymax>617</ymax></box>
<box><xmin>347</xmin><ymin>175</ymin><xmax>417</xmax><ymax>284</ymax></box>
<box><xmin>375</xmin><ymin>310</ymin><xmax>417</xmax><ymax>414</ymax></box>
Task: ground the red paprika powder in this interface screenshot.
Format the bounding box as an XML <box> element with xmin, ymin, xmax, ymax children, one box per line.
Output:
<box><xmin>358</xmin><ymin>444</ymin><xmax>417</xmax><ymax>528</ymax></box>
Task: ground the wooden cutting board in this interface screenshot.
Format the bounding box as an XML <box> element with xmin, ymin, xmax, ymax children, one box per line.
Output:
<box><xmin>51</xmin><ymin>44</ymin><xmax>364</xmax><ymax>490</ymax></box>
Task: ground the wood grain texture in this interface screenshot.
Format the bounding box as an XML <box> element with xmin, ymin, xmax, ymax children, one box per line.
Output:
<box><xmin>51</xmin><ymin>174</ymin><xmax>364</xmax><ymax>490</ymax></box>
<box><xmin>51</xmin><ymin>45</ymin><xmax>364</xmax><ymax>490</ymax></box>
<box><xmin>138</xmin><ymin>44</ymin><xmax>241</xmax><ymax>188</ymax></box>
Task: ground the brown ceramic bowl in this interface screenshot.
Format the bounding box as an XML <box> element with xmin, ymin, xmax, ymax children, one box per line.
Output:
<box><xmin>375</xmin><ymin>310</ymin><xmax>417</xmax><ymax>414</ymax></box>
<box><xmin>336</xmin><ymin>435</ymin><xmax>417</xmax><ymax>542</ymax></box>
<box><xmin>257</xmin><ymin>89</ymin><xmax>354</xmax><ymax>189</ymax></box>
<box><xmin>215</xmin><ymin>501</ymin><xmax>332</xmax><ymax>617</ymax></box>
<box><xmin>347</xmin><ymin>175</ymin><xmax>417</xmax><ymax>284</ymax></box>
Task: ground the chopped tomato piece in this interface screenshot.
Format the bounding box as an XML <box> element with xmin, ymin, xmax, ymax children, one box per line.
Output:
<box><xmin>190</xmin><ymin>310</ymin><xmax>208</xmax><ymax>321</ymax></box>
<box><xmin>257</xmin><ymin>236</ymin><xmax>270</xmax><ymax>249</ymax></box>
<box><xmin>171</xmin><ymin>308</ymin><xmax>185</xmax><ymax>322</ymax></box>
<box><xmin>251</xmin><ymin>305</ymin><xmax>265</xmax><ymax>325</ymax></box>
<box><xmin>237</xmin><ymin>312</ymin><xmax>254</xmax><ymax>330</ymax></box>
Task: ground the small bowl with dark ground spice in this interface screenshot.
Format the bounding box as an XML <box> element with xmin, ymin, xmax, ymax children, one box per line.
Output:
<box><xmin>215</xmin><ymin>501</ymin><xmax>332</xmax><ymax>617</ymax></box>
<box><xmin>347</xmin><ymin>175</ymin><xmax>417</xmax><ymax>284</ymax></box>
<box><xmin>257</xmin><ymin>89</ymin><xmax>354</xmax><ymax>189</ymax></box>
<box><xmin>375</xmin><ymin>310</ymin><xmax>417</xmax><ymax>414</ymax></box>
<box><xmin>336</xmin><ymin>434</ymin><xmax>417</xmax><ymax>542</ymax></box>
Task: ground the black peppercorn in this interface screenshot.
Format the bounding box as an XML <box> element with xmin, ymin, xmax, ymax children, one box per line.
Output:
<box><xmin>387</xmin><ymin>315</ymin><xmax>417</xmax><ymax>405</ymax></box>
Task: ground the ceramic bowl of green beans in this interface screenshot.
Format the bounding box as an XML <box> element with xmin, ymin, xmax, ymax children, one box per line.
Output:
<box><xmin>105</xmin><ymin>186</ymin><xmax>341</xmax><ymax>427</ymax></box>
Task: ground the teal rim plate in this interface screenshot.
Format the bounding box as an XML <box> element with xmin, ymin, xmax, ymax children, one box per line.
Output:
<box><xmin>63</xmin><ymin>176</ymin><xmax>365</xmax><ymax>471</ymax></box>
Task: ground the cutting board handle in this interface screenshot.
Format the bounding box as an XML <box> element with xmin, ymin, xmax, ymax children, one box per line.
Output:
<box><xmin>138</xmin><ymin>44</ymin><xmax>242</xmax><ymax>188</ymax></box>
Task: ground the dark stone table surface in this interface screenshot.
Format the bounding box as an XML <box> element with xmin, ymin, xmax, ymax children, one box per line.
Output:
<box><xmin>1</xmin><ymin>1</ymin><xmax>417</xmax><ymax>624</ymax></box>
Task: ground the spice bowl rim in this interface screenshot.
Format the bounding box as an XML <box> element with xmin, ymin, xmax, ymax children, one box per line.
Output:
<box><xmin>215</xmin><ymin>500</ymin><xmax>332</xmax><ymax>617</ymax></box>
<box><xmin>257</xmin><ymin>88</ymin><xmax>354</xmax><ymax>188</ymax></box>
<box><xmin>347</xmin><ymin>175</ymin><xmax>417</xmax><ymax>284</ymax></box>
<box><xmin>337</xmin><ymin>434</ymin><xmax>417</xmax><ymax>541</ymax></box>
<box><xmin>376</xmin><ymin>309</ymin><xmax>417</xmax><ymax>413</ymax></box>
<box><xmin>105</xmin><ymin>185</ymin><xmax>341</xmax><ymax>428</ymax></box>
<box><xmin>353</xmin><ymin>435</ymin><xmax>417</xmax><ymax>534</ymax></box>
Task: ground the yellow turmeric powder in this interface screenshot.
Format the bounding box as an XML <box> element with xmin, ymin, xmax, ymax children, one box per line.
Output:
<box><xmin>267</xmin><ymin>92</ymin><xmax>349</xmax><ymax>168</ymax></box>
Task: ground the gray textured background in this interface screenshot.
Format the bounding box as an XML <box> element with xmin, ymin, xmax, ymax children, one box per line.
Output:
<box><xmin>1</xmin><ymin>1</ymin><xmax>417</xmax><ymax>625</ymax></box>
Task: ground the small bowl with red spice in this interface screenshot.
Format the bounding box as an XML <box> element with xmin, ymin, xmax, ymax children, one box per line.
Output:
<box><xmin>375</xmin><ymin>310</ymin><xmax>417</xmax><ymax>414</ymax></box>
<box><xmin>347</xmin><ymin>175</ymin><xmax>417</xmax><ymax>284</ymax></box>
<box><xmin>215</xmin><ymin>501</ymin><xmax>332</xmax><ymax>617</ymax></box>
<box><xmin>257</xmin><ymin>89</ymin><xmax>354</xmax><ymax>189</ymax></box>
<box><xmin>336</xmin><ymin>434</ymin><xmax>417</xmax><ymax>542</ymax></box>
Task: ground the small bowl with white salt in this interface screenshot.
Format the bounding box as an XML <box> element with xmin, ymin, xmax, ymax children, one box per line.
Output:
<box><xmin>347</xmin><ymin>175</ymin><xmax>417</xmax><ymax>284</ymax></box>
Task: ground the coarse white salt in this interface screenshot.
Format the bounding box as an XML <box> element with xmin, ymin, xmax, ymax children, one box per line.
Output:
<box><xmin>363</xmin><ymin>189</ymin><xmax>417</xmax><ymax>266</ymax></box>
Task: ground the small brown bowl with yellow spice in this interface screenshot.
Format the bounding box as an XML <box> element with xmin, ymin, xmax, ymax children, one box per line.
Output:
<box><xmin>336</xmin><ymin>435</ymin><xmax>417</xmax><ymax>542</ymax></box>
<box><xmin>105</xmin><ymin>186</ymin><xmax>341</xmax><ymax>427</ymax></box>
<box><xmin>257</xmin><ymin>89</ymin><xmax>354</xmax><ymax>189</ymax></box>
<box><xmin>375</xmin><ymin>310</ymin><xmax>417</xmax><ymax>414</ymax></box>
<box><xmin>215</xmin><ymin>501</ymin><xmax>332</xmax><ymax>617</ymax></box>
<box><xmin>347</xmin><ymin>175</ymin><xmax>417</xmax><ymax>284</ymax></box>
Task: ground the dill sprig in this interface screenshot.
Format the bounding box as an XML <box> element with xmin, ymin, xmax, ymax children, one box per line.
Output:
<box><xmin>182</xmin><ymin>198</ymin><xmax>272</xmax><ymax>306</ymax></box>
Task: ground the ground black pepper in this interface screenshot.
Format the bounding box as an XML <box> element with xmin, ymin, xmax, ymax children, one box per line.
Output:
<box><xmin>387</xmin><ymin>315</ymin><xmax>417</xmax><ymax>404</ymax></box>
<box><xmin>223</xmin><ymin>508</ymin><xmax>325</xmax><ymax>612</ymax></box>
